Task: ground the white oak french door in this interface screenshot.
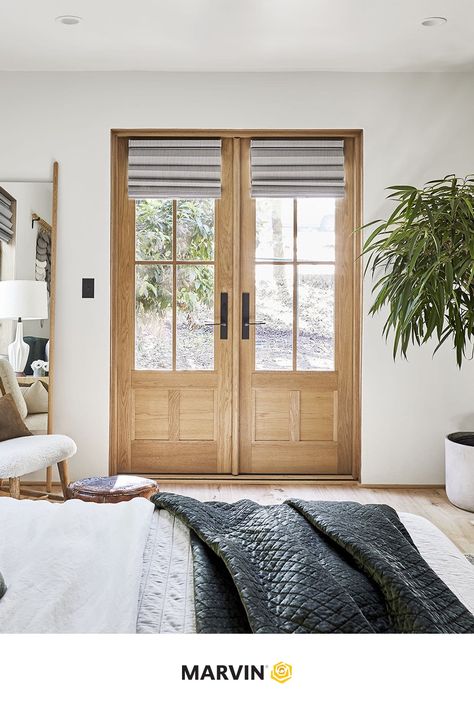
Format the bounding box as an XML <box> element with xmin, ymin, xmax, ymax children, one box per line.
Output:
<box><xmin>110</xmin><ymin>131</ymin><xmax>361</xmax><ymax>479</ymax></box>
<box><xmin>238</xmin><ymin>138</ymin><xmax>357</xmax><ymax>475</ymax></box>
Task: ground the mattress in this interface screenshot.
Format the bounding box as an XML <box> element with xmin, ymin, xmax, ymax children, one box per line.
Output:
<box><xmin>136</xmin><ymin>509</ymin><xmax>474</xmax><ymax>633</ymax></box>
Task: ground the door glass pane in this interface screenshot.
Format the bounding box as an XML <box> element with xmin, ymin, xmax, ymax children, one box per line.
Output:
<box><xmin>255</xmin><ymin>264</ymin><xmax>293</xmax><ymax>370</ymax></box>
<box><xmin>256</xmin><ymin>199</ymin><xmax>293</xmax><ymax>261</ymax></box>
<box><xmin>297</xmin><ymin>198</ymin><xmax>335</xmax><ymax>262</ymax></box>
<box><xmin>135</xmin><ymin>264</ymin><xmax>172</xmax><ymax>370</ymax></box>
<box><xmin>176</xmin><ymin>265</ymin><xmax>214</xmax><ymax>370</ymax></box>
<box><xmin>297</xmin><ymin>264</ymin><xmax>334</xmax><ymax>370</ymax></box>
<box><xmin>176</xmin><ymin>199</ymin><xmax>215</xmax><ymax>261</ymax></box>
<box><xmin>135</xmin><ymin>199</ymin><xmax>173</xmax><ymax>261</ymax></box>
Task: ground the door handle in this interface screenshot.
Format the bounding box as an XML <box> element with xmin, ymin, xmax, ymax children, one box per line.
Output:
<box><xmin>203</xmin><ymin>292</ymin><xmax>228</xmax><ymax>340</ymax></box>
<box><xmin>241</xmin><ymin>292</ymin><xmax>265</xmax><ymax>339</ymax></box>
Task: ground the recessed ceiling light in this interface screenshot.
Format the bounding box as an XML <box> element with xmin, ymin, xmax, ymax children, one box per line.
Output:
<box><xmin>55</xmin><ymin>15</ymin><xmax>83</xmax><ymax>26</ymax></box>
<box><xmin>421</xmin><ymin>16</ymin><xmax>447</xmax><ymax>27</ymax></box>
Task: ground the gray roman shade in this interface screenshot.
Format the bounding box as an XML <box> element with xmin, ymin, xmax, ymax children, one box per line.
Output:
<box><xmin>128</xmin><ymin>139</ymin><xmax>222</xmax><ymax>199</ymax></box>
<box><xmin>0</xmin><ymin>190</ymin><xmax>14</xmax><ymax>243</ymax></box>
<box><xmin>250</xmin><ymin>139</ymin><xmax>345</xmax><ymax>198</ymax></box>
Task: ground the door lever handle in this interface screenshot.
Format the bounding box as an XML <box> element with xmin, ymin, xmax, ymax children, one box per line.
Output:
<box><xmin>202</xmin><ymin>293</ymin><xmax>228</xmax><ymax>339</ymax></box>
<box><xmin>242</xmin><ymin>293</ymin><xmax>264</xmax><ymax>339</ymax></box>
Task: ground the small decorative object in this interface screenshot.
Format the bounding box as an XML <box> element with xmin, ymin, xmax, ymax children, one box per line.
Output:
<box><xmin>31</xmin><ymin>359</ymin><xmax>48</xmax><ymax>377</ymax></box>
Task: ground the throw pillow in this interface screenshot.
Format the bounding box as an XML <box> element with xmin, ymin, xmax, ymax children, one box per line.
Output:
<box><xmin>23</xmin><ymin>380</ymin><xmax>49</xmax><ymax>415</ymax></box>
<box><xmin>0</xmin><ymin>393</ymin><xmax>33</xmax><ymax>442</ymax></box>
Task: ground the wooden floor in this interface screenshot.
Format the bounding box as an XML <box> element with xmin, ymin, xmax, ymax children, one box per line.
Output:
<box><xmin>3</xmin><ymin>481</ymin><xmax>474</xmax><ymax>554</ymax></box>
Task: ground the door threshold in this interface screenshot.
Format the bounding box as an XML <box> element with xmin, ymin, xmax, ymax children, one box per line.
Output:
<box><xmin>122</xmin><ymin>473</ymin><xmax>356</xmax><ymax>485</ymax></box>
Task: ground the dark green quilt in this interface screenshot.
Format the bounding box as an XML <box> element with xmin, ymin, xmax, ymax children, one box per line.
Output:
<box><xmin>152</xmin><ymin>493</ymin><xmax>474</xmax><ymax>634</ymax></box>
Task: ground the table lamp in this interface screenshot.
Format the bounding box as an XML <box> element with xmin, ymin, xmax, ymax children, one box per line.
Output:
<box><xmin>0</xmin><ymin>280</ymin><xmax>48</xmax><ymax>374</ymax></box>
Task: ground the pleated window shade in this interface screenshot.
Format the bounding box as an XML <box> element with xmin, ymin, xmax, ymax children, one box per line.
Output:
<box><xmin>0</xmin><ymin>188</ymin><xmax>15</xmax><ymax>244</ymax></box>
<box><xmin>128</xmin><ymin>139</ymin><xmax>222</xmax><ymax>199</ymax></box>
<box><xmin>250</xmin><ymin>139</ymin><xmax>345</xmax><ymax>198</ymax></box>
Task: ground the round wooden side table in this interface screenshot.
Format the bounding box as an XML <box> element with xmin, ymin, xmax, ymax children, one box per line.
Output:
<box><xmin>66</xmin><ymin>475</ymin><xmax>159</xmax><ymax>503</ymax></box>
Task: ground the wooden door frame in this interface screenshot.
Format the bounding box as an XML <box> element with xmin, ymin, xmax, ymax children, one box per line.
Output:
<box><xmin>109</xmin><ymin>129</ymin><xmax>363</xmax><ymax>481</ymax></box>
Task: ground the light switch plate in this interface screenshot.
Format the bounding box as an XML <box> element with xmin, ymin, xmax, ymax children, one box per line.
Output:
<box><xmin>82</xmin><ymin>278</ymin><xmax>94</xmax><ymax>298</ymax></box>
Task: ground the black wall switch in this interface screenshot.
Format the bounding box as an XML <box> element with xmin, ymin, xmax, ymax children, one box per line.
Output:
<box><xmin>82</xmin><ymin>278</ymin><xmax>95</xmax><ymax>298</ymax></box>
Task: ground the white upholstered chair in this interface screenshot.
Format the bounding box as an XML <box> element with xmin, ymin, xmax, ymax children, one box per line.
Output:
<box><xmin>0</xmin><ymin>359</ymin><xmax>77</xmax><ymax>499</ymax></box>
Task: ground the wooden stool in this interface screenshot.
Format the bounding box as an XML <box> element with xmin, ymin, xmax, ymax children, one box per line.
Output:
<box><xmin>66</xmin><ymin>475</ymin><xmax>159</xmax><ymax>503</ymax></box>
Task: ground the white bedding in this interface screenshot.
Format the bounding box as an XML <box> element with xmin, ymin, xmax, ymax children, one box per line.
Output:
<box><xmin>399</xmin><ymin>512</ymin><xmax>474</xmax><ymax>615</ymax></box>
<box><xmin>0</xmin><ymin>497</ymin><xmax>153</xmax><ymax>633</ymax></box>
<box><xmin>137</xmin><ymin>509</ymin><xmax>195</xmax><ymax>633</ymax></box>
<box><xmin>0</xmin><ymin>498</ymin><xmax>473</xmax><ymax>633</ymax></box>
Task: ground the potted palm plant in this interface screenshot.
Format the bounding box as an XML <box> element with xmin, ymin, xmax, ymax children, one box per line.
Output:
<box><xmin>363</xmin><ymin>175</ymin><xmax>474</xmax><ymax>511</ymax></box>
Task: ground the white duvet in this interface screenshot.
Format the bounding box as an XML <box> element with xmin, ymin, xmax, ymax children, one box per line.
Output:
<box><xmin>0</xmin><ymin>497</ymin><xmax>153</xmax><ymax>633</ymax></box>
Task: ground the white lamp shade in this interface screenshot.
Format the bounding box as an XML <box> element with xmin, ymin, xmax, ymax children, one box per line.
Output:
<box><xmin>0</xmin><ymin>280</ymin><xmax>48</xmax><ymax>320</ymax></box>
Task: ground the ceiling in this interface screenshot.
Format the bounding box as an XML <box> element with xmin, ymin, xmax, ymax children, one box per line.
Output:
<box><xmin>1</xmin><ymin>0</ymin><xmax>473</xmax><ymax>72</ymax></box>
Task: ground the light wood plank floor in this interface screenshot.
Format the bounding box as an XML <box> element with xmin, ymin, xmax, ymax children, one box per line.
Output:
<box><xmin>160</xmin><ymin>483</ymin><xmax>474</xmax><ymax>555</ymax></box>
<box><xmin>4</xmin><ymin>482</ymin><xmax>474</xmax><ymax>554</ymax></box>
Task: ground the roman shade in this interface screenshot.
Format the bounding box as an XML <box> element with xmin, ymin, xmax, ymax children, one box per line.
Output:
<box><xmin>250</xmin><ymin>139</ymin><xmax>345</xmax><ymax>198</ymax></box>
<box><xmin>0</xmin><ymin>189</ymin><xmax>14</xmax><ymax>243</ymax></box>
<box><xmin>128</xmin><ymin>139</ymin><xmax>222</xmax><ymax>199</ymax></box>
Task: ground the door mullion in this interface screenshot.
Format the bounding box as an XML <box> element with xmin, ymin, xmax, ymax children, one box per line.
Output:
<box><xmin>292</xmin><ymin>199</ymin><xmax>298</xmax><ymax>372</ymax></box>
<box><xmin>231</xmin><ymin>137</ymin><xmax>241</xmax><ymax>475</ymax></box>
<box><xmin>172</xmin><ymin>200</ymin><xmax>177</xmax><ymax>371</ymax></box>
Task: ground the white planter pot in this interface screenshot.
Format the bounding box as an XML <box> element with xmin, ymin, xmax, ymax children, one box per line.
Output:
<box><xmin>445</xmin><ymin>433</ymin><xmax>474</xmax><ymax>512</ymax></box>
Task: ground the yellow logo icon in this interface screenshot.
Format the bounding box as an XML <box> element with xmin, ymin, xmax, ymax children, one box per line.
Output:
<box><xmin>271</xmin><ymin>662</ymin><xmax>292</xmax><ymax>684</ymax></box>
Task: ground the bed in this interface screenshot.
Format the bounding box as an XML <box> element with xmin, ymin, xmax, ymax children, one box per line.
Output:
<box><xmin>0</xmin><ymin>495</ymin><xmax>473</xmax><ymax>633</ymax></box>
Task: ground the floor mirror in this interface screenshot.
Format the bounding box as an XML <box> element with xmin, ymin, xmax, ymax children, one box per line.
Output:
<box><xmin>0</xmin><ymin>163</ymin><xmax>58</xmax><ymax>492</ymax></box>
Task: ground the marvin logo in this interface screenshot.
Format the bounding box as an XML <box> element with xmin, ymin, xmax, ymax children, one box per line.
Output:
<box><xmin>181</xmin><ymin>662</ymin><xmax>292</xmax><ymax>683</ymax></box>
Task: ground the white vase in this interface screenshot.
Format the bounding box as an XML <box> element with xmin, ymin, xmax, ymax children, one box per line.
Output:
<box><xmin>7</xmin><ymin>319</ymin><xmax>29</xmax><ymax>373</ymax></box>
<box><xmin>445</xmin><ymin>433</ymin><xmax>474</xmax><ymax>512</ymax></box>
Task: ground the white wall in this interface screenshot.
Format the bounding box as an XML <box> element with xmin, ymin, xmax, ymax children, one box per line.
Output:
<box><xmin>1</xmin><ymin>71</ymin><xmax>473</xmax><ymax>484</ymax></box>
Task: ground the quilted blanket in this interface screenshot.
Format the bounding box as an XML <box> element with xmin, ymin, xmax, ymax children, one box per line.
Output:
<box><xmin>152</xmin><ymin>494</ymin><xmax>474</xmax><ymax>634</ymax></box>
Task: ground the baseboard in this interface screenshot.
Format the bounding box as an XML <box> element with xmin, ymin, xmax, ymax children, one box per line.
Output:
<box><xmin>358</xmin><ymin>483</ymin><xmax>445</xmax><ymax>489</ymax></box>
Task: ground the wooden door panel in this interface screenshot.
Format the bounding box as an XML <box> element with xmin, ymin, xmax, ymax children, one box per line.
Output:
<box><xmin>133</xmin><ymin>388</ymin><xmax>169</xmax><ymax>440</ymax></box>
<box><xmin>252</xmin><ymin>386</ymin><xmax>337</xmax><ymax>444</ymax></box>
<box><xmin>131</xmin><ymin>440</ymin><xmax>217</xmax><ymax>474</ymax></box>
<box><xmin>131</xmin><ymin>384</ymin><xmax>218</xmax><ymax>469</ymax></box>
<box><xmin>179</xmin><ymin>389</ymin><xmax>215</xmax><ymax>441</ymax></box>
<box><xmin>254</xmin><ymin>390</ymin><xmax>290</xmax><ymax>441</ymax></box>
<box><xmin>251</xmin><ymin>442</ymin><xmax>337</xmax><ymax>474</ymax></box>
<box><xmin>300</xmin><ymin>391</ymin><xmax>337</xmax><ymax>442</ymax></box>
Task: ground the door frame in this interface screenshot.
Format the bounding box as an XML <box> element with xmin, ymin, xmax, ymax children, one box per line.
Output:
<box><xmin>109</xmin><ymin>128</ymin><xmax>363</xmax><ymax>481</ymax></box>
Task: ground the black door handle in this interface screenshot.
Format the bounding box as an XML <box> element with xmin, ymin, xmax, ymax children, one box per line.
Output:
<box><xmin>241</xmin><ymin>293</ymin><xmax>265</xmax><ymax>339</ymax></box>
<box><xmin>203</xmin><ymin>292</ymin><xmax>228</xmax><ymax>340</ymax></box>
